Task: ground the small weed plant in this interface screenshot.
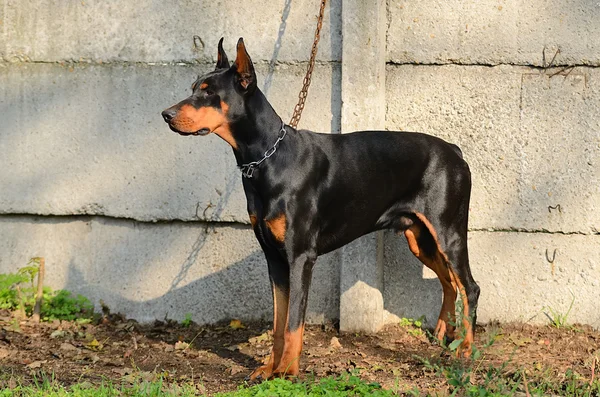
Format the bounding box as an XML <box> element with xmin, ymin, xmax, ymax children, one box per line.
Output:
<box><xmin>0</xmin><ymin>259</ymin><xmax>94</xmax><ymax>322</ymax></box>
<box><xmin>181</xmin><ymin>313</ymin><xmax>193</xmax><ymax>328</ymax></box>
<box><xmin>544</xmin><ymin>292</ymin><xmax>575</xmax><ymax>329</ymax></box>
<box><xmin>399</xmin><ymin>317</ymin><xmax>426</xmax><ymax>337</ymax></box>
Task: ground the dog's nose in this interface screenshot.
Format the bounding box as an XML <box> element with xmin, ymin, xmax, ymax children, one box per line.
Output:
<box><xmin>161</xmin><ymin>108</ymin><xmax>177</xmax><ymax>122</ymax></box>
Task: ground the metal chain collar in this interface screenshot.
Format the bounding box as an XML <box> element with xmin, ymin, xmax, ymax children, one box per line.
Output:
<box><xmin>288</xmin><ymin>0</ymin><xmax>327</xmax><ymax>129</ymax></box>
<box><xmin>239</xmin><ymin>122</ymin><xmax>287</xmax><ymax>178</ymax></box>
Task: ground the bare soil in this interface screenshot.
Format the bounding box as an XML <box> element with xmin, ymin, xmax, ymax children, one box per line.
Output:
<box><xmin>1</xmin><ymin>311</ymin><xmax>599</xmax><ymax>395</ymax></box>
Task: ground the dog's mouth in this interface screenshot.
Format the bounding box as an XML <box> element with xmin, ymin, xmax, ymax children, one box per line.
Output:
<box><xmin>167</xmin><ymin>124</ymin><xmax>211</xmax><ymax>136</ymax></box>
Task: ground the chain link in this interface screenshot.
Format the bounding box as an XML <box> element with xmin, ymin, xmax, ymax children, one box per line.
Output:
<box><xmin>239</xmin><ymin>123</ymin><xmax>287</xmax><ymax>178</ymax></box>
<box><xmin>289</xmin><ymin>0</ymin><xmax>327</xmax><ymax>129</ymax></box>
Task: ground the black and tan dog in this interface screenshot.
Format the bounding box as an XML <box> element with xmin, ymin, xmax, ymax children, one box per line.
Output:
<box><xmin>162</xmin><ymin>38</ymin><xmax>480</xmax><ymax>380</ymax></box>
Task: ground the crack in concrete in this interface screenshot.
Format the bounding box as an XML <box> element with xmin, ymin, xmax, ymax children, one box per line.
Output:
<box><xmin>3</xmin><ymin>58</ymin><xmax>596</xmax><ymax>69</ymax></box>
<box><xmin>0</xmin><ymin>212</ymin><xmax>248</xmax><ymax>226</ymax></box>
<box><xmin>386</xmin><ymin>60</ymin><xmax>600</xmax><ymax>69</ymax></box>
<box><xmin>1</xmin><ymin>213</ymin><xmax>597</xmax><ymax>235</ymax></box>
<box><xmin>469</xmin><ymin>227</ymin><xmax>595</xmax><ymax>236</ymax></box>
<box><xmin>0</xmin><ymin>59</ymin><xmax>341</xmax><ymax>67</ymax></box>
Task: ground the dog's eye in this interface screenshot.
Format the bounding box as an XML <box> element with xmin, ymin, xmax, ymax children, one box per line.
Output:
<box><xmin>205</xmin><ymin>90</ymin><xmax>215</xmax><ymax>97</ymax></box>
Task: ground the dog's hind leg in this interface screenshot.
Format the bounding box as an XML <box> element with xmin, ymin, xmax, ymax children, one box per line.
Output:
<box><xmin>402</xmin><ymin>214</ymin><xmax>457</xmax><ymax>343</ymax></box>
<box><xmin>401</xmin><ymin>211</ymin><xmax>478</xmax><ymax>357</ymax></box>
<box><xmin>443</xmin><ymin>224</ymin><xmax>480</xmax><ymax>355</ymax></box>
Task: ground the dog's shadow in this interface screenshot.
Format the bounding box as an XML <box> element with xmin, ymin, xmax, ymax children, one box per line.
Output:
<box><xmin>61</xmin><ymin>226</ymin><xmax>441</xmax><ymax>370</ymax></box>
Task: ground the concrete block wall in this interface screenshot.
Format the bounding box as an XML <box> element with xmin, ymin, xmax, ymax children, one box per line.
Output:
<box><xmin>0</xmin><ymin>0</ymin><xmax>598</xmax><ymax>330</ymax></box>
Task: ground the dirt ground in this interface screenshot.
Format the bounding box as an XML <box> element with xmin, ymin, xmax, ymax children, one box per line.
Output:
<box><xmin>1</xmin><ymin>310</ymin><xmax>599</xmax><ymax>395</ymax></box>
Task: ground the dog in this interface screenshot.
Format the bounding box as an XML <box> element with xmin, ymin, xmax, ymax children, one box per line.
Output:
<box><xmin>162</xmin><ymin>38</ymin><xmax>480</xmax><ymax>380</ymax></box>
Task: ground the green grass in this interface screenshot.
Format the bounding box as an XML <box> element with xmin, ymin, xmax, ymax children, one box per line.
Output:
<box><xmin>0</xmin><ymin>377</ymin><xmax>200</xmax><ymax>397</ymax></box>
<box><xmin>215</xmin><ymin>374</ymin><xmax>394</xmax><ymax>396</ymax></box>
<box><xmin>0</xmin><ymin>374</ymin><xmax>392</xmax><ymax>397</ymax></box>
<box><xmin>2</xmin><ymin>366</ymin><xmax>599</xmax><ymax>397</ymax></box>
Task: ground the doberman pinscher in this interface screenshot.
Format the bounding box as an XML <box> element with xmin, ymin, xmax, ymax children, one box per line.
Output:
<box><xmin>162</xmin><ymin>38</ymin><xmax>480</xmax><ymax>380</ymax></box>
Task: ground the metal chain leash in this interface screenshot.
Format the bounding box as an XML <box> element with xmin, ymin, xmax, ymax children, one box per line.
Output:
<box><xmin>289</xmin><ymin>0</ymin><xmax>327</xmax><ymax>129</ymax></box>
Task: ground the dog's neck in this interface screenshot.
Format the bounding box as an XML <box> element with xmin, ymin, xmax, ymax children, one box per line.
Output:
<box><xmin>230</xmin><ymin>89</ymin><xmax>290</xmax><ymax>168</ymax></box>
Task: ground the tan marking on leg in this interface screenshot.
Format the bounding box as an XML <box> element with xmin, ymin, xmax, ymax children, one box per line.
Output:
<box><xmin>249</xmin><ymin>214</ymin><xmax>257</xmax><ymax>228</ymax></box>
<box><xmin>265</xmin><ymin>214</ymin><xmax>286</xmax><ymax>243</ymax></box>
<box><xmin>249</xmin><ymin>285</ymin><xmax>289</xmax><ymax>381</ymax></box>
<box><xmin>428</xmin><ymin>253</ymin><xmax>457</xmax><ymax>341</ymax></box>
<box><xmin>273</xmin><ymin>325</ymin><xmax>304</xmax><ymax>377</ymax></box>
<box><xmin>271</xmin><ymin>286</ymin><xmax>288</xmax><ymax>366</ymax></box>
<box><xmin>404</xmin><ymin>216</ymin><xmax>457</xmax><ymax>342</ymax></box>
<box><xmin>404</xmin><ymin>227</ymin><xmax>421</xmax><ymax>257</ymax></box>
<box><xmin>411</xmin><ymin>212</ymin><xmax>473</xmax><ymax>356</ymax></box>
<box><xmin>448</xmin><ymin>265</ymin><xmax>473</xmax><ymax>357</ymax></box>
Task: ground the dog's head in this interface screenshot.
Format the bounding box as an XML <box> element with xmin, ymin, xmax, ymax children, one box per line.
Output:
<box><xmin>161</xmin><ymin>38</ymin><xmax>257</xmax><ymax>149</ymax></box>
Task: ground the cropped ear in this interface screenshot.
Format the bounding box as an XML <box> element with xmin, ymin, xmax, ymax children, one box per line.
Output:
<box><xmin>233</xmin><ymin>38</ymin><xmax>256</xmax><ymax>92</ymax></box>
<box><xmin>215</xmin><ymin>37</ymin><xmax>230</xmax><ymax>70</ymax></box>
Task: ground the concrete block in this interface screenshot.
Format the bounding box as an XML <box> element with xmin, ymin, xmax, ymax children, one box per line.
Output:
<box><xmin>387</xmin><ymin>0</ymin><xmax>600</xmax><ymax>66</ymax></box>
<box><xmin>0</xmin><ymin>0</ymin><xmax>342</xmax><ymax>63</ymax></box>
<box><xmin>338</xmin><ymin>0</ymin><xmax>386</xmax><ymax>333</ymax></box>
<box><xmin>383</xmin><ymin>230</ymin><xmax>600</xmax><ymax>329</ymax></box>
<box><xmin>386</xmin><ymin>64</ymin><xmax>600</xmax><ymax>234</ymax></box>
<box><xmin>340</xmin><ymin>233</ymin><xmax>384</xmax><ymax>332</ymax></box>
<box><xmin>0</xmin><ymin>215</ymin><xmax>340</xmax><ymax>324</ymax></box>
<box><xmin>340</xmin><ymin>0</ymin><xmax>386</xmax><ymax>131</ymax></box>
<box><xmin>0</xmin><ymin>62</ymin><xmax>340</xmax><ymax>222</ymax></box>
<box><xmin>471</xmin><ymin>232</ymin><xmax>600</xmax><ymax>328</ymax></box>
<box><xmin>518</xmin><ymin>71</ymin><xmax>600</xmax><ymax>234</ymax></box>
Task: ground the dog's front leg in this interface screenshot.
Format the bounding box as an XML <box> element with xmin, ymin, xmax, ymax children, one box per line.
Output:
<box><xmin>248</xmin><ymin>253</ymin><xmax>290</xmax><ymax>381</ymax></box>
<box><xmin>271</xmin><ymin>251</ymin><xmax>316</xmax><ymax>378</ymax></box>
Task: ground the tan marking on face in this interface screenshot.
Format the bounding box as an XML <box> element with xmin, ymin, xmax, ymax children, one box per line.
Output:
<box><xmin>171</xmin><ymin>103</ymin><xmax>238</xmax><ymax>150</ymax></box>
<box><xmin>220</xmin><ymin>100</ymin><xmax>229</xmax><ymax>114</ymax></box>
<box><xmin>265</xmin><ymin>214</ymin><xmax>286</xmax><ymax>243</ymax></box>
<box><xmin>171</xmin><ymin>104</ymin><xmax>223</xmax><ymax>132</ymax></box>
<box><xmin>199</xmin><ymin>82</ymin><xmax>208</xmax><ymax>90</ymax></box>
<box><xmin>212</xmin><ymin>101</ymin><xmax>236</xmax><ymax>149</ymax></box>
